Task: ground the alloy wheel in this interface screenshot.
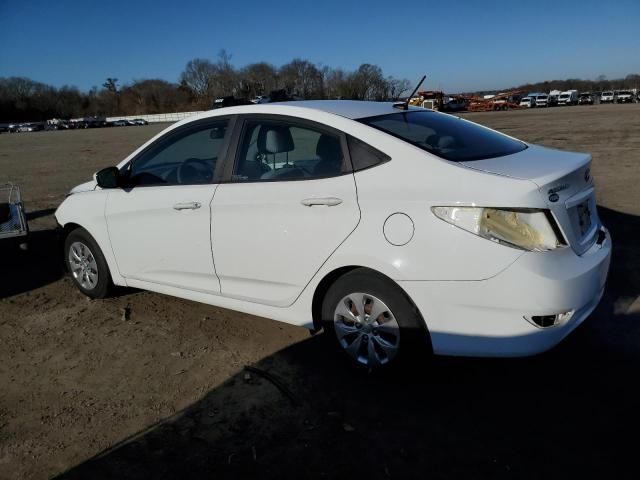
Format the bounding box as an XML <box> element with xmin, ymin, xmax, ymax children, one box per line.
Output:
<box><xmin>333</xmin><ymin>292</ymin><xmax>400</xmax><ymax>367</ymax></box>
<box><xmin>68</xmin><ymin>241</ymin><xmax>99</xmax><ymax>290</ymax></box>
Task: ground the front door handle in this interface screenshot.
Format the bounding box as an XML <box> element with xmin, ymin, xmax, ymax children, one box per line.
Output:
<box><xmin>173</xmin><ymin>201</ymin><xmax>201</xmax><ymax>211</ymax></box>
<box><xmin>301</xmin><ymin>197</ymin><xmax>343</xmax><ymax>207</ymax></box>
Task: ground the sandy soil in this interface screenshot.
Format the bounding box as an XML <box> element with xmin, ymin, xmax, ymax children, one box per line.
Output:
<box><xmin>1</xmin><ymin>104</ymin><xmax>639</xmax><ymax>479</ymax></box>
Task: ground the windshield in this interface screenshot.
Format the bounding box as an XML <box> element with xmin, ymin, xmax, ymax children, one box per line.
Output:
<box><xmin>603</xmin><ymin>91</ymin><xmax>613</xmax><ymax>95</ymax></box>
<box><xmin>618</xmin><ymin>91</ymin><xmax>631</xmax><ymax>95</ymax></box>
<box><xmin>538</xmin><ymin>96</ymin><xmax>548</xmax><ymax>100</ymax></box>
<box><xmin>559</xmin><ymin>94</ymin><xmax>569</xmax><ymax>99</ymax></box>
<box><xmin>360</xmin><ymin>111</ymin><xmax>527</xmax><ymax>162</ymax></box>
<box><xmin>521</xmin><ymin>98</ymin><xmax>531</xmax><ymax>103</ymax></box>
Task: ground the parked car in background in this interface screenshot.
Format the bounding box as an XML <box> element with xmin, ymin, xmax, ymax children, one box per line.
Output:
<box><xmin>615</xmin><ymin>90</ymin><xmax>634</xmax><ymax>103</ymax></box>
<box><xmin>112</xmin><ymin>120</ymin><xmax>127</xmax><ymax>127</ymax></box>
<box><xmin>440</xmin><ymin>97</ymin><xmax>467</xmax><ymax>112</ymax></box>
<box><xmin>55</xmin><ymin>100</ymin><xmax>611</xmax><ymax>369</ymax></box>
<box><xmin>557</xmin><ymin>90</ymin><xmax>579</xmax><ymax>106</ymax></box>
<box><xmin>252</xmin><ymin>95</ymin><xmax>270</xmax><ymax>104</ymax></box>
<box><xmin>600</xmin><ymin>91</ymin><xmax>615</xmax><ymax>103</ymax></box>
<box><xmin>578</xmin><ymin>93</ymin><xmax>594</xmax><ymax>105</ymax></box>
<box><xmin>519</xmin><ymin>97</ymin><xmax>534</xmax><ymax>108</ymax></box>
<box><xmin>133</xmin><ymin>119</ymin><xmax>148</xmax><ymax>125</ymax></box>
<box><xmin>18</xmin><ymin>123</ymin><xmax>44</xmax><ymax>132</ymax></box>
<box><xmin>535</xmin><ymin>94</ymin><xmax>549</xmax><ymax>107</ymax></box>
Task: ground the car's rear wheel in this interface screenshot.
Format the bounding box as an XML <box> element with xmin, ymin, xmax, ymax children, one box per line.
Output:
<box><xmin>64</xmin><ymin>228</ymin><xmax>112</xmax><ymax>299</ymax></box>
<box><xmin>321</xmin><ymin>268</ymin><xmax>430</xmax><ymax>370</ymax></box>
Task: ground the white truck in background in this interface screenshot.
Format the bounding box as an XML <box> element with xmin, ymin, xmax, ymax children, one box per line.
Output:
<box><xmin>557</xmin><ymin>90</ymin><xmax>579</xmax><ymax>106</ymax></box>
<box><xmin>519</xmin><ymin>97</ymin><xmax>535</xmax><ymax>108</ymax></box>
<box><xmin>535</xmin><ymin>93</ymin><xmax>550</xmax><ymax>107</ymax></box>
<box><xmin>615</xmin><ymin>90</ymin><xmax>635</xmax><ymax>103</ymax></box>
<box><xmin>600</xmin><ymin>91</ymin><xmax>615</xmax><ymax>103</ymax></box>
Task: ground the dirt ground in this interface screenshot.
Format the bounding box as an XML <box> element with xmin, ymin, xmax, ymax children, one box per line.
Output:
<box><xmin>1</xmin><ymin>104</ymin><xmax>639</xmax><ymax>479</ymax></box>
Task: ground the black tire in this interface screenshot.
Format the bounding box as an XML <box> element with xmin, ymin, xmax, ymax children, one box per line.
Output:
<box><xmin>64</xmin><ymin>227</ymin><xmax>112</xmax><ymax>299</ymax></box>
<box><xmin>321</xmin><ymin>268</ymin><xmax>431</xmax><ymax>370</ymax></box>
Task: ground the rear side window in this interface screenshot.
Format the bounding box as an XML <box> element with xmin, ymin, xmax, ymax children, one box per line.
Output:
<box><xmin>232</xmin><ymin>119</ymin><xmax>347</xmax><ymax>182</ymax></box>
<box><xmin>360</xmin><ymin>111</ymin><xmax>527</xmax><ymax>162</ymax></box>
<box><xmin>347</xmin><ymin>135</ymin><xmax>390</xmax><ymax>171</ymax></box>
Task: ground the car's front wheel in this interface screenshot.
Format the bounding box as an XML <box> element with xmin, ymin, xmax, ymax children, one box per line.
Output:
<box><xmin>64</xmin><ymin>228</ymin><xmax>112</xmax><ymax>299</ymax></box>
<box><xmin>321</xmin><ymin>269</ymin><xmax>430</xmax><ymax>370</ymax></box>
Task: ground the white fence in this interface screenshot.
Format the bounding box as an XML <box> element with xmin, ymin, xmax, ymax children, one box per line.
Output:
<box><xmin>105</xmin><ymin>111</ymin><xmax>206</xmax><ymax>124</ymax></box>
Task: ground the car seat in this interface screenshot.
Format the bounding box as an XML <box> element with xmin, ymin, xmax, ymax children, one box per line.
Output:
<box><xmin>312</xmin><ymin>134</ymin><xmax>343</xmax><ymax>176</ymax></box>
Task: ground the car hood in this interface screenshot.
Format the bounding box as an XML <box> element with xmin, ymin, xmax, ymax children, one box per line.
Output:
<box><xmin>69</xmin><ymin>180</ymin><xmax>97</xmax><ymax>194</ymax></box>
<box><xmin>460</xmin><ymin>144</ymin><xmax>590</xmax><ymax>188</ymax></box>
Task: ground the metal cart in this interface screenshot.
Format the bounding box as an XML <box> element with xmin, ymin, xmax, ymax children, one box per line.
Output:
<box><xmin>0</xmin><ymin>183</ymin><xmax>29</xmax><ymax>250</ymax></box>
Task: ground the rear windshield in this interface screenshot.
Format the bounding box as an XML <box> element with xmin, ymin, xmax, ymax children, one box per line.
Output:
<box><xmin>360</xmin><ymin>111</ymin><xmax>527</xmax><ymax>162</ymax></box>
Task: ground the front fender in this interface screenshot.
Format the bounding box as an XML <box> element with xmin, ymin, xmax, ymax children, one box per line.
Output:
<box><xmin>55</xmin><ymin>190</ymin><xmax>126</xmax><ymax>286</ymax></box>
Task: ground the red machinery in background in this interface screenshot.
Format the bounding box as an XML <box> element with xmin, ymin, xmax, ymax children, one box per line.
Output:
<box><xmin>465</xmin><ymin>90</ymin><xmax>524</xmax><ymax>111</ymax></box>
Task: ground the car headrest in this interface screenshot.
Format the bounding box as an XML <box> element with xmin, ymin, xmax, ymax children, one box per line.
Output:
<box><xmin>258</xmin><ymin>126</ymin><xmax>294</xmax><ymax>154</ymax></box>
<box><xmin>438</xmin><ymin>136</ymin><xmax>454</xmax><ymax>149</ymax></box>
<box><xmin>316</xmin><ymin>134</ymin><xmax>342</xmax><ymax>160</ymax></box>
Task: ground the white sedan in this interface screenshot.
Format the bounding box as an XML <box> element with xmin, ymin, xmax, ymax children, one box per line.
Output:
<box><xmin>55</xmin><ymin>101</ymin><xmax>611</xmax><ymax>368</ymax></box>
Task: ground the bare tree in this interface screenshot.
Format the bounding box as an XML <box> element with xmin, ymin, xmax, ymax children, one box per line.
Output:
<box><xmin>239</xmin><ymin>62</ymin><xmax>279</xmax><ymax>98</ymax></box>
<box><xmin>102</xmin><ymin>78</ymin><xmax>119</xmax><ymax>92</ymax></box>
<box><xmin>349</xmin><ymin>64</ymin><xmax>386</xmax><ymax>100</ymax></box>
<box><xmin>180</xmin><ymin>59</ymin><xmax>216</xmax><ymax>107</ymax></box>
<box><xmin>213</xmin><ymin>49</ymin><xmax>238</xmax><ymax>97</ymax></box>
<box><xmin>386</xmin><ymin>76</ymin><xmax>411</xmax><ymax>100</ymax></box>
<box><xmin>279</xmin><ymin>59</ymin><xmax>324</xmax><ymax>98</ymax></box>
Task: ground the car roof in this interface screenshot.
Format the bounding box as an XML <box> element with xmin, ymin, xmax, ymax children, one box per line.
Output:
<box><xmin>213</xmin><ymin>100</ymin><xmax>422</xmax><ymax>120</ymax></box>
<box><xmin>281</xmin><ymin>100</ymin><xmax>421</xmax><ymax>119</ymax></box>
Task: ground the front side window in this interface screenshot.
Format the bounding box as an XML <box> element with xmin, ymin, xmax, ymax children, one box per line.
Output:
<box><xmin>128</xmin><ymin>120</ymin><xmax>229</xmax><ymax>186</ymax></box>
<box><xmin>360</xmin><ymin>111</ymin><xmax>527</xmax><ymax>162</ymax></box>
<box><xmin>233</xmin><ymin>119</ymin><xmax>346</xmax><ymax>182</ymax></box>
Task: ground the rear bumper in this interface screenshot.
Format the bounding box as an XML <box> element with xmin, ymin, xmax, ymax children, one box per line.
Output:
<box><xmin>399</xmin><ymin>227</ymin><xmax>611</xmax><ymax>357</ymax></box>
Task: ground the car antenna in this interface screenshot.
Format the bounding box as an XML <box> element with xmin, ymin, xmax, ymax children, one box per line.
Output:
<box><xmin>393</xmin><ymin>75</ymin><xmax>426</xmax><ymax>110</ymax></box>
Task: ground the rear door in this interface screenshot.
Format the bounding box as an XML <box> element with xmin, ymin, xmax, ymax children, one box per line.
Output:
<box><xmin>211</xmin><ymin>115</ymin><xmax>360</xmax><ymax>307</ymax></box>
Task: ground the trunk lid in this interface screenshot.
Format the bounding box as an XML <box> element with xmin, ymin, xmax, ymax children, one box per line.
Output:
<box><xmin>461</xmin><ymin>144</ymin><xmax>600</xmax><ymax>255</ymax></box>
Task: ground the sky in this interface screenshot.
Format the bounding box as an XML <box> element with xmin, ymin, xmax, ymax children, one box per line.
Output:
<box><xmin>1</xmin><ymin>0</ymin><xmax>639</xmax><ymax>93</ymax></box>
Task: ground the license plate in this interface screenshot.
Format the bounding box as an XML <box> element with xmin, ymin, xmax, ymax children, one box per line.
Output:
<box><xmin>577</xmin><ymin>201</ymin><xmax>592</xmax><ymax>236</ymax></box>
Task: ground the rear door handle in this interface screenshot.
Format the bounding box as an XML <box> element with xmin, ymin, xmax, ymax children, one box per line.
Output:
<box><xmin>301</xmin><ymin>197</ymin><xmax>343</xmax><ymax>207</ymax></box>
<box><xmin>173</xmin><ymin>201</ymin><xmax>201</xmax><ymax>211</ymax></box>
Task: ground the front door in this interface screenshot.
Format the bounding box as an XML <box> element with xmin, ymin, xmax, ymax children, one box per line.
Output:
<box><xmin>212</xmin><ymin>116</ymin><xmax>360</xmax><ymax>307</ymax></box>
<box><xmin>105</xmin><ymin>118</ymin><xmax>231</xmax><ymax>294</ymax></box>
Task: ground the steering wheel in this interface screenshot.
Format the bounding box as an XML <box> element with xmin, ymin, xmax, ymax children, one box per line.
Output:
<box><xmin>177</xmin><ymin>158</ymin><xmax>213</xmax><ymax>184</ymax></box>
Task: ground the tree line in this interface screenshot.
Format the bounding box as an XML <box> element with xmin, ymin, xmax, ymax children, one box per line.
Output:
<box><xmin>2</xmin><ymin>49</ymin><xmax>639</xmax><ymax>123</ymax></box>
<box><xmin>0</xmin><ymin>51</ymin><xmax>411</xmax><ymax>123</ymax></box>
<box><xmin>490</xmin><ymin>73</ymin><xmax>640</xmax><ymax>96</ymax></box>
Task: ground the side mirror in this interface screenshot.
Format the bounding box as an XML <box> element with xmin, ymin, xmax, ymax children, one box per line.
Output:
<box><xmin>95</xmin><ymin>167</ymin><xmax>121</xmax><ymax>189</ymax></box>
